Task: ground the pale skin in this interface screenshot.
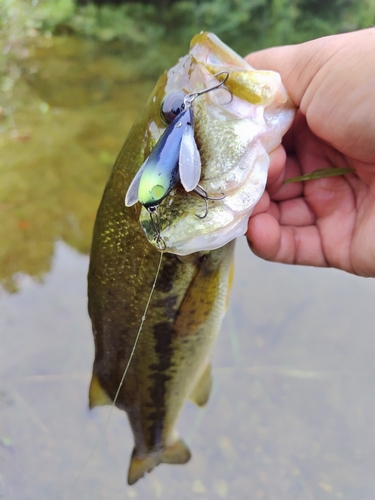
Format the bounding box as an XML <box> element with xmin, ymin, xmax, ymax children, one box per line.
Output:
<box><xmin>245</xmin><ymin>28</ymin><xmax>375</xmax><ymax>277</ymax></box>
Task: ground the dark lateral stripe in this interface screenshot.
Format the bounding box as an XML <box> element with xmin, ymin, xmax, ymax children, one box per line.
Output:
<box><xmin>147</xmin><ymin>320</ymin><xmax>174</xmax><ymax>445</ymax></box>
<box><xmin>154</xmin><ymin>254</ymin><xmax>179</xmax><ymax>293</ymax></box>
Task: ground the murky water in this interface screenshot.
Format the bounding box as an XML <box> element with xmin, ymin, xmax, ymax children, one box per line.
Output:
<box><xmin>1</xmin><ymin>36</ymin><xmax>375</xmax><ymax>500</ymax></box>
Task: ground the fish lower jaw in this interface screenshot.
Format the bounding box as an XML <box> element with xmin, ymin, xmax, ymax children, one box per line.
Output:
<box><xmin>158</xmin><ymin>165</ymin><xmax>268</xmax><ymax>255</ymax></box>
<box><xmin>164</xmin><ymin>216</ymin><xmax>247</xmax><ymax>255</ymax></box>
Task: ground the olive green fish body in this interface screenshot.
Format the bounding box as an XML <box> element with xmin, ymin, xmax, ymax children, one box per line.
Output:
<box><xmin>88</xmin><ymin>32</ymin><xmax>294</xmax><ymax>484</ymax></box>
<box><xmin>88</xmin><ymin>161</ymin><xmax>234</xmax><ymax>482</ymax></box>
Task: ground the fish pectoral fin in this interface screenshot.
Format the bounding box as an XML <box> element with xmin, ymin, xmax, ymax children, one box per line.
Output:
<box><xmin>161</xmin><ymin>438</ymin><xmax>191</xmax><ymax>464</ymax></box>
<box><xmin>189</xmin><ymin>363</ymin><xmax>212</xmax><ymax>407</ymax></box>
<box><xmin>127</xmin><ymin>449</ymin><xmax>162</xmax><ymax>485</ymax></box>
<box><xmin>88</xmin><ymin>374</ymin><xmax>112</xmax><ymax>409</ymax></box>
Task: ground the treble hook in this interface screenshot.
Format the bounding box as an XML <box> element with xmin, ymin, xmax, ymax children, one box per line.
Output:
<box><xmin>183</xmin><ymin>71</ymin><xmax>232</xmax><ymax>109</ymax></box>
<box><xmin>193</xmin><ymin>184</ymin><xmax>225</xmax><ymax>219</ymax></box>
<box><xmin>147</xmin><ymin>207</ymin><xmax>166</xmax><ymax>251</ymax></box>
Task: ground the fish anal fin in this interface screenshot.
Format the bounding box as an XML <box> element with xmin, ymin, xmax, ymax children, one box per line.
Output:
<box><xmin>161</xmin><ymin>438</ymin><xmax>191</xmax><ymax>464</ymax></box>
<box><xmin>189</xmin><ymin>363</ymin><xmax>212</xmax><ymax>407</ymax></box>
<box><xmin>88</xmin><ymin>374</ymin><xmax>112</xmax><ymax>409</ymax></box>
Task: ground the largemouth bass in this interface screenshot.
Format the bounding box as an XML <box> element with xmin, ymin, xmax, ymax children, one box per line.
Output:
<box><xmin>87</xmin><ymin>32</ymin><xmax>294</xmax><ymax>485</ymax></box>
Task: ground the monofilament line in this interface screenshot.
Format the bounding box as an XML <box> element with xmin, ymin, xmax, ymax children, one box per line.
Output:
<box><xmin>65</xmin><ymin>250</ymin><xmax>164</xmax><ymax>499</ymax></box>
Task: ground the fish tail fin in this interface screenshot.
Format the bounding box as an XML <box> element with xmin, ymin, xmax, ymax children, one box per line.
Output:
<box><xmin>88</xmin><ymin>374</ymin><xmax>112</xmax><ymax>409</ymax></box>
<box><xmin>127</xmin><ymin>440</ymin><xmax>191</xmax><ymax>485</ymax></box>
<box><xmin>127</xmin><ymin>449</ymin><xmax>162</xmax><ymax>485</ymax></box>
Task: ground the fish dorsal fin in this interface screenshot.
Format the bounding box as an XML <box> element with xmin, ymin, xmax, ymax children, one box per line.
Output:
<box><xmin>88</xmin><ymin>374</ymin><xmax>112</xmax><ymax>409</ymax></box>
<box><xmin>127</xmin><ymin>440</ymin><xmax>191</xmax><ymax>485</ymax></box>
<box><xmin>189</xmin><ymin>363</ymin><xmax>212</xmax><ymax>407</ymax></box>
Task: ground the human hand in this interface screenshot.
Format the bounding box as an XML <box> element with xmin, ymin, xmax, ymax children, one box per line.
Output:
<box><xmin>246</xmin><ymin>28</ymin><xmax>375</xmax><ymax>277</ymax></box>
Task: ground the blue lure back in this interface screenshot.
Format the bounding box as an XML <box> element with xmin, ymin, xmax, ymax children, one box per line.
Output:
<box><xmin>125</xmin><ymin>105</ymin><xmax>201</xmax><ymax>209</ymax></box>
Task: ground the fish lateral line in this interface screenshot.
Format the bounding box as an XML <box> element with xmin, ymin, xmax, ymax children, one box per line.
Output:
<box><xmin>65</xmin><ymin>251</ymin><xmax>164</xmax><ymax>499</ymax></box>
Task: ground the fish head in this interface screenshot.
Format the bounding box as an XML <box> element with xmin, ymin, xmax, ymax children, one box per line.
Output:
<box><xmin>130</xmin><ymin>32</ymin><xmax>295</xmax><ymax>255</ymax></box>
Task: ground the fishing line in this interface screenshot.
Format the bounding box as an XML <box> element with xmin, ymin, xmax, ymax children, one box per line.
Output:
<box><xmin>65</xmin><ymin>250</ymin><xmax>164</xmax><ymax>499</ymax></box>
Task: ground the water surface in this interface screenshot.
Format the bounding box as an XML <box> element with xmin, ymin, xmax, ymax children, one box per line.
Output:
<box><xmin>1</xmin><ymin>36</ymin><xmax>375</xmax><ymax>500</ymax></box>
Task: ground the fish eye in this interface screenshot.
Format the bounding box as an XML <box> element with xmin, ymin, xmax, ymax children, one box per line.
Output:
<box><xmin>161</xmin><ymin>92</ymin><xmax>186</xmax><ymax>123</ymax></box>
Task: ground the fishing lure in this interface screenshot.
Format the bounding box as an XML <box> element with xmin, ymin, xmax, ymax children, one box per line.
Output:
<box><xmin>124</xmin><ymin>72</ymin><xmax>230</xmax><ymax>248</ymax></box>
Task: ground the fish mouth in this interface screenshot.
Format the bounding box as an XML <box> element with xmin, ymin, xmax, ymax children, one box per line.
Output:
<box><xmin>137</xmin><ymin>33</ymin><xmax>295</xmax><ymax>255</ymax></box>
<box><xmin>139</xmin><ymin>139</ymin><xmax>270</xmax><ymax>256</ymax></box>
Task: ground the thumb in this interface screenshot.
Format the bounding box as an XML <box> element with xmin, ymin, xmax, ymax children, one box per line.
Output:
<box><xmin>244</xmin><ymin>29</ymin><xmax>375</xmax><ymax>162</ymax></box>
<box><xmin>244</xmin><ymin>33</ymin><xmax>351</xmax><ymax>110</ymax></box>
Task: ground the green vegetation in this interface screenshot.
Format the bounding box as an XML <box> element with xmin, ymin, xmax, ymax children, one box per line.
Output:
<box><xmin>1</xmin><ymin>0</ymin><xmax>374</xmax><ymax>102</ymax></box>
<box><xmin>2</xmin><ymin>0</ymin><xmax>374</xmax><ymax>139</ymax></box>
<box><xmin>2</xmin><ymin>0</ymin><xmax>374</xmax><ymax>96</ymax></box>
<box><xmin>1</xmin><ymin>0</ymin><xmax>375</xmax><ymax>55</ymax></box>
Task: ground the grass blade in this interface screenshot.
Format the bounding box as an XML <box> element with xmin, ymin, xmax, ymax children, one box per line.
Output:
<box><xmin>284</xmin><ymin>167</ymin><xmax>355</xmax><ymax>184</ymax></box>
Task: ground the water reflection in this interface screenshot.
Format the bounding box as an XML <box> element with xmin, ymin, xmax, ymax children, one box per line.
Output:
<box><xmin>0</xmin><ymin>36</ymin><xmax>155</xmax><ymax>291</ymax></box>
<box><xmin>1</xmin><ymin>36</ymin><xmax>375</xmax><ymax>500</ymax></box>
